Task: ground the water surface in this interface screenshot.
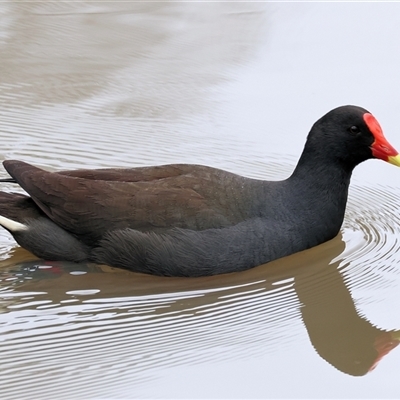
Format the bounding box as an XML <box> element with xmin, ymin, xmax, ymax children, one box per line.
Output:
<box><xmin>1</xmin><ymin>3</ymin><xmax>400</xmax><ymax>399</ymax></box>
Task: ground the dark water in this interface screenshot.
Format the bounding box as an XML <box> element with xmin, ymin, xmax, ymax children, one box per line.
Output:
<box><xmin>0</xmin><ymin>3</ymin><xmax>400</xmax><ymax>399</ymax></box>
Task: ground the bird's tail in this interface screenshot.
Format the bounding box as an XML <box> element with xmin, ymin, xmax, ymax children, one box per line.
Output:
<box><xmin>0</xmin><ymin>191</ymin><xmax>44</xmax><ymax>223</ymax></box>
<box><xmin>0</xmin><ymin>178</ymin><xmax>17</xmax><ymax>183</ymax></box>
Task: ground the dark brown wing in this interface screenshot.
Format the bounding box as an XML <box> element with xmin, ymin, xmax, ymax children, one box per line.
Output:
<box><xmin>1</xmin><ymin>164</ymin><xmax>193</xmax><ymax>184</ymax></box>
<box><xmin>58</xmin><ymin>164</ymin><xmax>196</xmax><ymax>182</ymax></box>
<box><xmin>3</xmin><ymin>161</ymin><xmax>246</xmax><ymax>245</ymax></box>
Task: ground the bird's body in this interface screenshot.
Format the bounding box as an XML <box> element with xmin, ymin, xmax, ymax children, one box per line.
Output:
<box><xmin>0</xmin><ymin>105</ymin><xmax>399</xmax><ymax>276</ymax></box>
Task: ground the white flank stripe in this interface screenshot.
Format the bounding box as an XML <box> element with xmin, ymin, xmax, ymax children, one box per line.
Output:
<box><xmin>0</xmin><ymin>215</ymin><xmax>28</xmax><ymax>232</ymax></box>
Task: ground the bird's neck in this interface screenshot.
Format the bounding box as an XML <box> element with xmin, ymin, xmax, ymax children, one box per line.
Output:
<box><xmin>289</xmin><ymin>144</ymin><xmax>353</xmax><ymax>192</ymax></box>
<box><xmin>277</xmin><ymin>147</ymin><xmax>354</xmax><ymax>242</ymax></box>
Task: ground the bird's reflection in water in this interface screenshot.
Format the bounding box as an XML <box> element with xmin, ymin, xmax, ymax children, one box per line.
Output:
<box><xmin>0</xmin><ymin>236</ymin><xmax>399</xmax><ymax>377</ymax></box>
<box><xmin>294</xmin><ymin>251</ymin><xmax>400</xmax><ymax>376</ymax></box>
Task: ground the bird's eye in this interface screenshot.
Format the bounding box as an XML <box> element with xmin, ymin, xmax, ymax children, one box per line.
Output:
<box><xmin>348</xmin><ymin>125</ymin><xmax>361</xmax><ymax>135</ymax></box>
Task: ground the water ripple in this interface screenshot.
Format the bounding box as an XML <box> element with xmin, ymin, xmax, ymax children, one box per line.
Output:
<box><xmin>0</xmin><ymin>271</ymin><xmax>302</xmax><ymax>399</ymax></box>
<box><xmin>338</xmin><ymin>185</ymin><xmax>400</xmax><ymax>328</ymax></box>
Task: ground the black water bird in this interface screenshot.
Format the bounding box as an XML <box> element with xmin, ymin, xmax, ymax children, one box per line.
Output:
<box><xmin>0</xmin><ymin>105</ymin><xmax>399</xmax><ymax>276</ymax></box>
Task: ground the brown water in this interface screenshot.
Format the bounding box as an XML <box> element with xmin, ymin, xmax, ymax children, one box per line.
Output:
<box><xmin>1</xmin><ymin>2</ymin><xmax>400</xmax><ymax>399</ymax></box>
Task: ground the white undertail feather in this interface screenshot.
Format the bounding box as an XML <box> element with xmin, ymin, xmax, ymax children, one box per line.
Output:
<box><xmin>0</xmin><ymin>215</ymin><xmax>28</xmax><ymax>232</ymax></box>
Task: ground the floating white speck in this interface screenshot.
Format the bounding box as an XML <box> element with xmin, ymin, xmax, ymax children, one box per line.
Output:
<box><xmin>66</xmin><ymin>289</ymin><xmax>100</xmax><ymax>296</ymax></box>
<box><xmin>271</xmin><ymin>277</ymin><xmax>295</xmax><ymax>286</ymax></box>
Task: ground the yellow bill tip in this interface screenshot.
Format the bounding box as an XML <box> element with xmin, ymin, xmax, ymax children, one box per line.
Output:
<box><xmin>388</xmin><ymin>154</ymin><xmax>400</xmax><ymax>167</ymax></box>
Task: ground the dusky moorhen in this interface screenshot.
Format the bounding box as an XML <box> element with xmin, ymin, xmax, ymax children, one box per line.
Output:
<box><xmin>0</xmin><ymin>105</ymin><xmax>399</xmax><ymax>276</ymax></box>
